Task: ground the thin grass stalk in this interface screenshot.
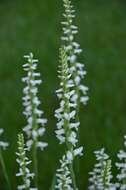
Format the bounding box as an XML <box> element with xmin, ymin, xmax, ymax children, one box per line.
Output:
<box><xmin>0</xmin><ymin>148</ymin><xmax>11</xmax><ymax>190</ymax></box>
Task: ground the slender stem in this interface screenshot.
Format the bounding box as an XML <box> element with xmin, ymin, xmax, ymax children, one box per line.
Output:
<box><xmin>75</xmin><ymin>92</ymin><xmax>81</xmax><ymax>184</ymax></box>
<box><xmin>69</xmin><ymin>163</ymin><xmax>77</xmax><ymax>190</ymax></box>
<box><xmin>32</xmin><ymin>142</ymin><xmax>38</xmax><ymax>188</ymax></box>
<box><xmin>64</xmin><ymin>107</ymin><xmax>77</xmax><ymax>189</ymax></box>
<box><xmin>0</xmin><ymin>148</ymin><xmax>11</xmax><ymax>190</ymax></box>
<box><xmin>65</xmin><ymin>139</ymin><xmax>77</xmax><ymax>190</ymax></box>
<box><xmin>65</xmin><ymin>138</ymin><xmax>77</xmax><ymax>189</ymax></box>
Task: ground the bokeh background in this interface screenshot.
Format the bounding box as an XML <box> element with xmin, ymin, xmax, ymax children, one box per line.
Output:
<box><xmin>0</xmin><ymin>0</ymin><xmax>126</xmax><ymax>189</ymax></box>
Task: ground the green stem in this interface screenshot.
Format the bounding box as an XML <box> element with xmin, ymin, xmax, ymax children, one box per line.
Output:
<box><xmin>75</xmin><ymin>92</ymin><xmax>81</xmax><ymax>185</ymax></box>
<box><xmin>0</xmin><ymin>148</ymin><xmax>11</xmax><ymax>190</ymax></box>
<box><xmin>65</xmin><ymin>140</ymin><xmax>77</xmax><ymax>190</ymax></box>
<box><xmin>69</xmin><ymin>163</ymin><xmax>77</xmax><ymax>190</ymax></box>
<box><xmin>32</xmin><ymin>142</ymin><xmax>38</xmax><ymax>188</ymax></box>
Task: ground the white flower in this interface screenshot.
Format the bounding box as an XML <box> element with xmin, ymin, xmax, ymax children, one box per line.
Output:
<box><xmin>36</xmin><ymin>141</ymin><xmax>48</xmax><ymax>150</ymax></box>
<box><xmin>67</xmin><ymin>131</ymin><xmax>78</xmax><ymax>146</ymax></box>
<box><xmin>74</xmin><ymin>147</ymin><xmax>83</xmax><ymax>157</ymax></box>
<box><xmin>22</xmin><ymin>52</ymin><xmax>47</xmax><ymax>150</ymax></box>
<box><xmin>67</xmin><ymin>151</ymin><xmax>73</xmax><ymax>162</ymax></box>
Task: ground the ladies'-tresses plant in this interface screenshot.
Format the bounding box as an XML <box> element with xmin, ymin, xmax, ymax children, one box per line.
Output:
<box><xmin>22</xmin><ymin>53</ymin><xmax>48</xmax><ymax>185</ymax></box>
<box><xmin>61</xmin><ymin>0</ymin><xmax>88</xmax><ymax>157</ymax></box>
<box><xmin>55</xmin><ymin>47</ymin><xmax>83</xmax><ymax>190</ymax></box>
<box><xmin>54</xmin><ymin>0</ymin><xmax>88</xmax><ymax>189</ymax></box>
<box><xmin>88</xmin><ymin>148</ymin><xmax>116</xmax><ymax>190</ymax></box>
<box><xmin>16</xmin><ymin>133</ymin><xmax>37</xmax><ymax>190</ymax></box>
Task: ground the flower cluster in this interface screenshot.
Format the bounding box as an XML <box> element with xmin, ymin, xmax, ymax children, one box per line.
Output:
<box><xmin>116</xmin><ymin>135</ymin><xmax>126</xmax><ymax>190</ymax></box>
<box><xmin>55</xmin><ymin>0</ymin><xmax>89</xmax><ymax>188</ymax></box>
<box><xmin>0</xmin><ymin>128</ymin><xmax>9</xmax><ymax>150</ymax></box>
<box><xmin>16</xmin><ymin>133</ymin><xmax>37</xmax><ymax>190</ymax></box>
<box><xmin>61</xmin><ymin>0</ymin><xmax>88</xmax><ymax>106</ymax></box>
<box><xmin>56</xmin><ymin>155</ymin><xmax>73</xmax><ymax>190</ymax></box>
<box><xmin>88</xmin><ymin>148</ymin><xmax>115</xmax><ymax>190</ymax></box>
<box><xmin>55</xmin><ymin>47</ymin><xmax>83</xmax><ymax>163</ymax></box>
<box><xmin>22</xmin><ymin>53</ymin><xmax>47</xmax><ymax>150</ymax></box>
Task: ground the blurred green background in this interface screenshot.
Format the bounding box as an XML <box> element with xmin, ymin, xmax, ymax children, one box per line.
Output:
<box><xmin>0</xmin><ymin>0</ymin><xmax>126</xmax><ymax>189</ymax></box>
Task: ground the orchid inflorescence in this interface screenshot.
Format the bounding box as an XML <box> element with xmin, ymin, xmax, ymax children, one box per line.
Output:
<box><xmin>88</xmin><ymin>148</ymin><xmax>116</xmax><ymax>190</ymax></box>
<box><xmin>55</xmin><ymin>47</ymin><xmax>83</xmax><ymax>189</ymax></box>
<box><xmin>16</xmin><ymin>133</ymin><xmax>37</xmax><ymax>190</ymax></box>
<box><xmin>56</xmin><ymin>154</ymin><xmax>73</xmax><ymax>190</ymax></box>
<box><xmin>55</xmin><ymin>47</ymin><xmax>83</xmax><ymax>159</ymax></box>
<box><xmin>55</xmin><ymin>0</ymin><xmax>89</xmax><ymax>188</ymax></box>
<box><xmin>22</xmin><ymin>52</ymin><xmax>48</xmax><ymax>151</ymax></box>
<box><xmin>61</xmin><ymin>0</ymin><xmax>89</xmax><ymax>107</ymax></box>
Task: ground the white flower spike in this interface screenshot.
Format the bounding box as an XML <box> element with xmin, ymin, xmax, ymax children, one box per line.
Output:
<box><xmin>22</xmin><ymin>52</ymin><xmax>47</xmax><ymax>151</ymax></box>
<box><xmin>61</xmin><ymin>0</ymin><xmax>89</xmax><ymax>106</ymax></box>
<box><xmin>55</xmin><ymin>47</ymin><xmax>83</xmax><ymax>189</ymax></box>
<box><xmin>16</xmin><ymin>133</ymin><xmax>37</xmax><ymax>190</ymax></box>
<box><xmin>55</xmin><ymin>47</ymin><xmax>83</xmax><ymax>158</ymax></box>
<box><xmin>56</xmin><ymin>155</ymin><xmax>73</xmax><ymax>190</ymax></box>
<box><xmin>88</xmin><ymin>148</ymin><xmax>116</xmax><ymax>190</ymax></box>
